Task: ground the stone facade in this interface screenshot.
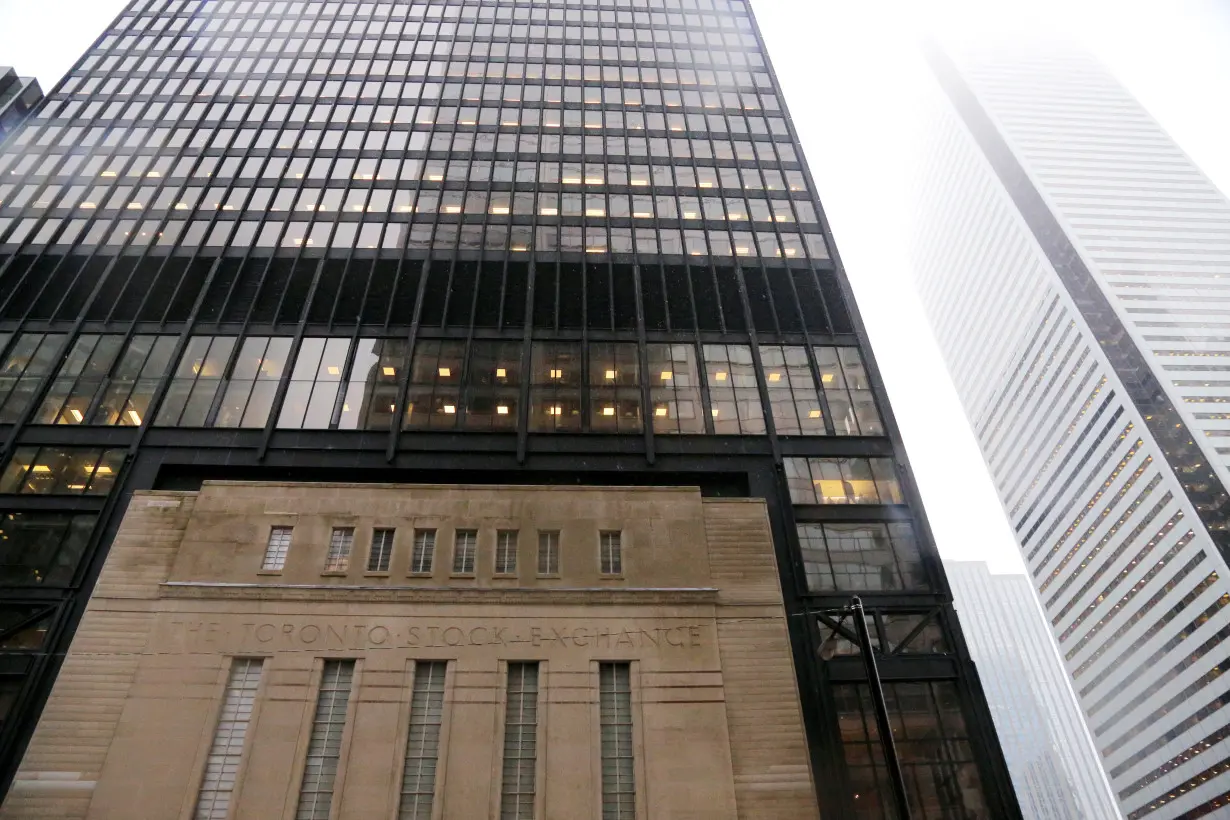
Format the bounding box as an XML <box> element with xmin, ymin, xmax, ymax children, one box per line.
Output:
<box><xmin>0</xmin><ymin>482</ymin><xmax>818</xmax><ymax>819</ymax></box>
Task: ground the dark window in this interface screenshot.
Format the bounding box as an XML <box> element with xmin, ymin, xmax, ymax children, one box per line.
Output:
<box><xmin>404</xmin><ymin>340</ymin><xmax>464</xmax><ymax>430</ymax></box>
<box><xmin>464</xmin><ymin>341</ymin><xmax>521</xmax><ymax>431</ymax></box>
<box><xmin>529</xmin><ymin>342</ymin><xmax>582</xmax><ymax>432</ymax></box>
<box><xmin>339</xmin><ymin>339</ymin><xmax>408</xmax><ymax>431</ymax></box>
<box><xmin>0</xmin><ymin>333</ymin><xmax>66</xmax><ymax>423</ymax></box>
<box><xmin>589</xmin><ymin>342</ymin><xmax>641</xmax><ymax>433</ymax></box>
<box><xmin>368</xmin><ymin>529</ymin><xmax>395</xmax><ymax>573</ymax></box>
<box><xmin>797</xmin><ymin>522</ymin><xmax>928</xmax><ymax>592</ymax></box>
<box><xmin>835</xmin><ymin>682</ymin><xmax>990</xmax><ymax>819</ymax></box>
<box><xmin>0</xmin><ymin>511</ymin><xmax>96</xmax><ymax>586</ymax></box>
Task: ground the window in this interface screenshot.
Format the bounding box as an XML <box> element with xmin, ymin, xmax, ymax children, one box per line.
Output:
<box><xmin>0</xmin><ymin>511</ymin><xmax>96</xmax><ymax>586</ymax></box>
<box><xmin>0</xmin><ymin>604</ymin><xmax>55</xmax><ymax>651</ymax></box>
<box><xmin>34</xmin><ymin>334</ymin><xmax>176</xmax><ymax>426</ymax></box>
<box><xmin>194</xmin><ymin>658</ymin><xmax>263</xmax><ymax>820</ymax></box>
<box><xmin>538</xmin><ymin>531</ymin><xmax>560</xmax><ymax>576</ymax></box>
<box><xmin>529</xmin><ymin>342</ymin><xmax>582</xmax><ymax>432</ymax></box>
<box><xmin>399</xmin><ymin>661</ymin><xmax>447</xmax><ymax>820</ymax></box>
<box><xmin>156</xmin><ymin>336</ymin><xmax>237</xmax><ymax>427</ymax></box>
<box><xmin>797</xmin><ymin>522</ymin><xmax>927</xmax><ymax>592</ymax></box>
<box><xmin>495</xmin><ymin>530</ymin><xmax>518</xmax><ymax>575</ymax></box>
<box><xmin>0</xmin><ymin>447</ymin><xmax>123</xmax><ymax>495</ymax></box>
<box><xmin>296</xmin><ymin>660</ymin><xmax>355</xmax><ymax>820</ymax></box>
<box><xmin>324</xmin><ymin>527</ymin><xmax>354</xmax><ymax>572</ymax></box>
<box><xmin>647</xmin><ymin>344</ymin><xmax>703</xmax><ymax>434</ymax></box>
<box><xmin>214</xmin><ymin>337</ymin><xmax>291</xmax><ymax>428</ymax></box>
<box><xmin>0</xmin><ymin>333</ymin><xmax>67</xmax><ymax>424</ymax></box>
<box><xmin>835</xmin><ymin>682</ymin><xmax>989</xmax><ymax>819</ymax></box>
<box><xmin>702</xmin><ymin>344</ymin><xmax>764</xmax><ymax>434</ymax></box>
<box><xmin>784</xmin><ymin>457</ymin><xmax>902</xmax><ymax>505</ymax></box>
<box><xmin>404</xmin><ymin>340</ymin><xmax>464</xmax><ymax>430</ymax></box>
<box><xmin>463</xmin><ymin>341</ymin><xmax>522</xmax><ymax>431</ymax></box>
<box><xmin>338</xmin><ymin>339</ymin><xmax>409</xmax><ymax>431</ymax></box>
<box><xmin>367</xmin><ymin>528</ymin><xmax>395</xmax><ymax>573</ymax></box>
<box><xmin>759</xmin><ymin>345</ymin><xmax>825</xmax><ymax>435</ymax></box>
<box><xmin>452</xmin><ymin>529</ymin><xmax>477</xmax><ymax>575</ymax></box>
<box><xmin>600</xmin><ymin>531</ymin><xmax>622</xmax><ymax>576</ymax></box>
<box><xmin>815</xmin><ymin>347</ymin><xmax>882</xmax><ymax>436</ymax></box>
<box><xmin>501</xmin><ymin>663</ymin><xmax>540</xmax><ymax>820</ymax></box>
<box><xmin>589</xmin><ymin>342</ymin><xmax>641</xmax><ymax>433</ymax></box>
<box><xmin>599</xmin><ymin>663</ymin><xmax>635</xmax><ymax>820</ymax></box>
<box><xmin>410</xmin><ymin>529</ymin><xmax>436</xmax><ymax>574</ymax></box>
<box><xmin>262</xmin><ymin>526</ymin><xmax>292</xmax><ymax>571</ymax></box>
<box><xmin>278</xmin><ymin>338</ymin><xmax>352</xmax><ymax>429</ymax></box>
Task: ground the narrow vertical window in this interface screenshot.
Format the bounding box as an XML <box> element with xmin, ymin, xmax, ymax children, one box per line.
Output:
<box><xmin>537</xmin><ymin>531</ymin><xmax>560</xmax><ymax>576</ymax></box>
<box><xmin>501</xmin><ymin>663</ymin><xmax>540</xmax><ymax>819</ymax></box>
<box><xmin>600</xmin><ymin>531</ymin><xmax>622</xmax><ymax>575</ymax></box>
<box><xmin>495</xmin><ymin>530</ymin><xmax>518</xmax><ymax>575</ymax></box>
<box><xmin>323</xmin><ymin>527</ymin><xmax>355</xmax><ymax>571</ymax></box>
<box><xmin>599</xmin><ymin>663</ymin><xmax>635</xmax><ymax>820</ymax></box>
<box><xmin>263</xmin><ymin>526</ymin><xmax>293</xmax><ymax>570</ymax></box>
<box><xmin>410</xmin><ymin>529</ymin><xmax>436</xmax><ymax>574</ymax></box>
<box><xmin>399</xmin><ymin>661</ymin><xmax>447</xmax><ymax>820</ymax></box>
<box><xmin>194</xmin><ymin>658</ymin><xmax>264</xmax><ymax>820</ymax></box>
<box><xmin>452</xmin><ymin>529</ymin><xmax>477</xmax><ymax>574</ymax></box>
<box><xmin>367</xmin><ymin>528</ymin><xmax>395</xmax><ymax>573</ymax></box>
<box><xmin>296</xmin><ymin>660</ymin><xmax>356</xmax><ymax>820</ymax></box>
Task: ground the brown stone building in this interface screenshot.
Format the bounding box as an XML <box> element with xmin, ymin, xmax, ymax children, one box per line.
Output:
<box><xmin>1</xmin><ymin>482</ymin><xmax>818</xmax><ymax>819</ymax></box>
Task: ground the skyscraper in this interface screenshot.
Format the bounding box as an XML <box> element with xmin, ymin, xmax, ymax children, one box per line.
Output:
<box><xmin>945</xmin><ymin>560</ymin><xmax>1122</xmax><ymax>819</ymax></box>
<box><xmin>0</xmin><ymin>1</ymin><xmax>1018</xmax><ymax>817</ymax></box>
<box><xmin>0</xmin><ymin>69</ymin><xmax>43</xmax><ymax>146</ymax></box>
<box><xmin>915</xmin><ymin>34</ymin><xmax>1230</xmax><ymax>820</ymax></box>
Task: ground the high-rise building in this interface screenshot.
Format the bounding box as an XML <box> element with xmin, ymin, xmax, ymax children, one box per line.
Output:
<box><xmin>945</xmin><ymin>560</ymin><xmax>1122</xmax><ymax>820</ymax></box>
<box><xmin>0</xmin><ymin>1</ymin><xmax>1019</xmax><ymax>817</ymax></box>
<box><xmin>915</xmin><ymin>34</ymin><xmax>1230</xmax><ymax>820</ymax></box>
<box><xmin>0</xmin><ymin>69</ymin><xmax>43</xmax><ymax>146</ymax></box>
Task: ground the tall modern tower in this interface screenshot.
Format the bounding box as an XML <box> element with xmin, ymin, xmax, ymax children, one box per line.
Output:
<box><xmin>0</xmin><ymin>1</ymin><xmax>1019</xmax><ymax>818</ymax></box>
<box><xmin>945</xmin><ymin>560</ymin><xmax>1123</xmax><ymax>819</ymax></box>
<box><xmin>915</xmin><ymin>34</ymin><xmax>1230</xmax><ymax>820</ymax></box>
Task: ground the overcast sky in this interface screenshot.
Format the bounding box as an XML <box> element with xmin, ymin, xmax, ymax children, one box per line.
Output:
<box><xmin>2</xmin><ymin>0</ymin><xmax>1227</xmax><ymax>575</ymax></box>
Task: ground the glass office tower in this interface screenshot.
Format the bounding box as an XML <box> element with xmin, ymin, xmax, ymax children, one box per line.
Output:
<box><xmin>0</xmin><ymin>1</ymin><xmax>1018</xmax><ymax>816</ymax></box>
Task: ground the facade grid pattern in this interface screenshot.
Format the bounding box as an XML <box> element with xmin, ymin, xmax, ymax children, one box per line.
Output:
<box><xmin>0</xmin><ymin>1</ymin><xmax>1021</xmax><ymax>817</ymax></box>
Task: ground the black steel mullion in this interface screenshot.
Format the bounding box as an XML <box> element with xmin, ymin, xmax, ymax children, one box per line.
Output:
<box><xmin>387</xmin><ymin>258</ymin><xmax>431</xmax><ymax>461</ymax></box>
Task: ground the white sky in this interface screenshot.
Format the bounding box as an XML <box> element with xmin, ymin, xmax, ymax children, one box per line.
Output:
<box><xmin>2</xmin><ymin>0</ymin><xmax>1228</xmax><ymax>574</ymax></box>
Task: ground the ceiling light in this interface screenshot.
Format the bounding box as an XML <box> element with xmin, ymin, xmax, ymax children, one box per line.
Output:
<box><xmin>808</xmin><ymin>410</ymin><xmax>822</xmax><ymax>419</ymax></box>
<box><xmin>443</xmin><ymin>404</ymin><xmax>456</xmax><ymax>414</ymax></box>
<box><xmin>496</xmin><ymin>368</ymin><xmax>507</xmax><ymax>378</ymax></box>
<box><xmin>714</xmin><ymin>371</ymin><xmax>728</xmax><ymax>381</ymax></box>
<box><xmin>605</xmin><ymin>369</ymin><xmax>617</xmax><ymax>380</ymax></box>
<box><xmin>655</xmin><ymin>407</ymin><xmax>668</xmax><ymax>417</ymax></box>
<box><xmin>128</xmin><ymin>410</ymin><xmax>142</xmax><ymax>424</ymax></box>
<box><xmin>767</xmin><ymin>372</ymin><xmax>781</xmax><ymax>382</ymax></box>
<box><xmin>660</xmin><ymin>371</ymin><xmax>673</xmax><ymax>381</ymax></box>
<box><xmin>550</xmin><ymin>369</ymin><xmax>563</xmax><ymax>379</ymax></box>
<box><xmin>603</xmin><ymin>406</ymin><xmax>615</xmax><ymax>416</ymax></box>
<box><xmin>497</xmin><ymin>405</ymin><xmax>509</xmax><ymax>415</ymax></box>
<box><xmin>69</xmin><ymin>408</ymin><xmax>84</xmax><ymax>422</ymax></box>
<box><xmin>383</xmin><ymin>366</ymin><xmax>396</xmax><ymax>376</ymax></box>
<box><xmin>327</xmin><ymin>366</ymin><xmax>340</xmax><ymax>375</ymax></box>
<box><xmin>31</xmin><ymin>465</ymin><xmax>51</xmax><ymax>473</ymax></box>
<box><xmin>439</xmin><ymin>367</ymin><xmax>451</xmax><ymax>377</ymax></box>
